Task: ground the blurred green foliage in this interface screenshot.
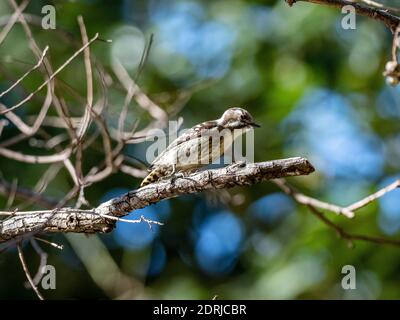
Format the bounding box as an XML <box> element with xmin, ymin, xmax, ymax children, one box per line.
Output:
<box><xmin>1</xmin><ymin>0</ymin><xmax>400</xmax><ymax>299</ymax></box>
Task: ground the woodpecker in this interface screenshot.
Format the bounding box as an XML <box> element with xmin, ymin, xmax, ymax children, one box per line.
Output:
<box><xmin>140</xmin><ymin>107</ymin><xmax>260</xmax><ymax>187</ymax></box>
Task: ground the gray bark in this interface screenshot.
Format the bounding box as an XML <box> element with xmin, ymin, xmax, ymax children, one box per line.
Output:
<box><xmin>0</xmin><ymin>157</ymin><xmax>314</xmax><ymax>243</ymax></box>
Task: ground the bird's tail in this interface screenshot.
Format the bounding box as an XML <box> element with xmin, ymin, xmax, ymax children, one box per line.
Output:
<box><xmin>140</xmin><ymin>167</ymin><xmax>164</xmax><ymax>187</ymax></box>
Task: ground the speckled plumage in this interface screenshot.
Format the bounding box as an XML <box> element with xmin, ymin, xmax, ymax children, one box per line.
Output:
<box><xmin>141</xmin><ymin>107</ymin><xmax>259</xmax><ymax>187</ymax></box>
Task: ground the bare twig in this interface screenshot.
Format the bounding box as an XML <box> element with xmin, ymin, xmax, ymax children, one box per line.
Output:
<box><xmin>5</xmin><ymin>178</ymin><xmax>18</xmax><ymax>209</ymax></box>
<box><xmin>29</xmin><ymin>238</ymin><xmax>48</xmax><ymax>286</ymax></box>
<box><xmin>34</xmin><ymin>236</ymin><xmax>63</xmax><ymax>250</ymax></box>
<box><xmin>0</xmin><ymin>86</ymin><xmax>52</xmax><ymax>141</ymax></box>
<box><xmin>346</xmin><ymin>179</ymin><xmax>400</xmax><ymax>212</ymax></box>
<box><xmin>17</xmin><ymin>244</ymin><xmax>44</xmax><ymax>300</ymax></box>
<box><xmin>0</xmin><ymin>147</ymin><xmax>72</xmax><ymax>164</ymax></box>
<box><xmin>383</xmin><ymin>25</ymin><xmax>400</xmax><ymax>85</ymax></box>
<box><xmin>286</xmin><ymin>0</ymin><xmax>400</xmax><ymax>31</ymax></box>
<box><xmin>272</xmin><ymin>179</ymin><xmax>355</xmax><ymax>218</ymax></box>
<box><xmin>67</xmin><ymin>16</ymin><xmax>96</xmax><ymax>191</ymax></box>
<box><xmin>308</xmin><ymin>205</ymin><xmax>400</xmax><ymax>247</ymax></box>
<box><xmin>0</xmin><ymin>120</ymin><xmax>8</xmax><ymax>136</ymax></box>
<box><xmin>287</xmin><ymin>1</ymin><xmax>400</xmax><ymax>83</ymax></box>
<box><xmin>0</xmin><ymin>46</ymin><xmax>49</xmax><ymax>98</ymax></box>
<box><xmin>273</xmin><ymin>178</ymin><xmax>400</xmax><ymax>247</ymax></box>
<box><xmin>0</xmin><ymin>33</ymin><xmax>99</xmax><ymax>115</ymax></box>
<box><xmin>358</xmin><ymin>0</ymin><xmax>400</xmax><ymax>13</ymax></box>
<box><xmin>112</xmin><ymin>60</ymin><xmax>168</xmax><ymax>125</ymax></box>
<box><xmin>0</xmin><ymin>0</ymin><xmax>29</xmax><ymax>45</ymax></box>
<box><xmin>76</xmin><ymin>16</ymin><xmax>94</xmax><ymax>140</ymax></box>
<box><xmin>120</xmin><ymin>164</ymin><xmax>147</xmax><ymax>178</ymax></box>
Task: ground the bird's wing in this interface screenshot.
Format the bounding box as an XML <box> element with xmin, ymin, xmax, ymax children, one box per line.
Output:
<box><xmin>149</xmin><ymin>120</ymin><xmax>218</xmax><ymax>168</ymax></box>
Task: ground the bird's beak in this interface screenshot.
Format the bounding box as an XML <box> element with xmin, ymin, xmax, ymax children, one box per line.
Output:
<box><xmin>249</xmin><ymin>122</ymin><xmax>260</xmax><ymax>128</ymax></box>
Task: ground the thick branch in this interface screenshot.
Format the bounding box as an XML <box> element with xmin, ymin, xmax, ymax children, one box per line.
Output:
<box><xmin>286</xmin><ymin>0</ymin><xmax>400</xmax><ymax>32</ymax></box>
<box><xmin>0</xmin><ymin>157</ymin><xmax>314</xmax><ymax>243</ymax></box>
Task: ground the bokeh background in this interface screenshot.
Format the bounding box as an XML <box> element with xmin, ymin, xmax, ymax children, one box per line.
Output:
<box><xmin>1</xmin><ymin>0</ymin><xmax>400</xmax><ymax>299</ymax></box>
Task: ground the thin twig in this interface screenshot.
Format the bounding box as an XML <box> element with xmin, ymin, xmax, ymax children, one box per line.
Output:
<box><xmin>346</xmin><ymin>179</ymin><xmax>400</xmax><ymax>212</ymax></box>
<box><xmin>34</xmin><ymin>236</ymin><xmax>63</xmax><ymax>250</ymax></box>
<box><xmin>308</xmin><ymin>205</ymin><xmax>400</xmax><ymax>247</ymax></box>
<box><xmin>0</xmin><ymin>146</ymin><xmax>72</xmax><ymax>164</ymax></box>
<box><xmin>358</xmin><ymin>0</ymin><xmax>400</xmax><ymax>13</ymax></box>
<box><xmin>0</xmin><ymin>0</ymin><xmax>29</xmax><ymax>45</ymax></box>
<box><xmin>17</xmin><ymin>244</ymin><xmax>44</xmax><ymax>300</ymax></box>
<box><xmin>286</xmin><ymin>0</ymin><xmax>400</xmax><ymax>31</ymax></box>
<box><xmin>274</xmin><ymin>178</ymin><xmax>400</xmax><ymax>247</ymax></box>
<box><xmin>0</xmin><ymin>46</ymin><xmax>49</xmax><ymax>98</ymax></box>
<box><xmin>0</xmin><ymin>33</ymin><xmax>99</xmax><ymax>115</ymax></box>
<box><xmin>272</xmin><ymin>179</ymin><xmax>354</xmax><ymax>218</ymax></box>
<box><xmin>29</xmin><ymin>238</ymin><xmax>48</xmax><ymax>286</ymax></box>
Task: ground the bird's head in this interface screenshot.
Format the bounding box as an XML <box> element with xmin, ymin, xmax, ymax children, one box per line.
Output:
<box><xmin>217</xmin><ymin>107</ymin><xmax>260</xmax><ymax>130</ymax></box>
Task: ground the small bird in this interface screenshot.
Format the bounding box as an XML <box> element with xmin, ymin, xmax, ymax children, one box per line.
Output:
<box><xmin>140</xmin><ymin>107</ymin><xmax>260</xmax><ymax>187</ymax></box>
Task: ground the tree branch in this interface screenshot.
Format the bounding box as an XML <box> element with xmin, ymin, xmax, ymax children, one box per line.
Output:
<box><xmin>0</xmin><ymin>157</ymin><xmax>315</xmax><ymax>243</ymax></box>
<box><xmin>286</xmin><ymin>0</ymin><xmax>400</xmax><ymax>32</ymax></box>
<box><xmin>307</xmin><ymin>205</ymin><xmax>400</xmax><ymax>247</ymax></box>
<box><xmin>273</xmin><ymin>177</ymin><xmax>400</xmax><ymax>247</ymax></box>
